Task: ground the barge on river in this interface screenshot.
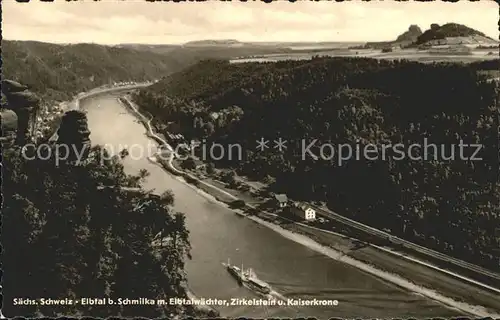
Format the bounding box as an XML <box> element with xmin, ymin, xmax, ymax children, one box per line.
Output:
<box><xmin>223</xmin><ymin>259</ymin><xmax>271</xmax><ymax>294</ymax></box>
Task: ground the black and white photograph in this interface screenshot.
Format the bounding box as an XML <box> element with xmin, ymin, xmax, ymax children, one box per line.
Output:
<box><xmin>1</xmin><ymin>0</ymin><xmax>499</xmax><ymax>318</ymax></box>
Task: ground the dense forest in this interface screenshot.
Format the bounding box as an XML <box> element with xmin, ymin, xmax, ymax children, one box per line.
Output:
<box><xmin>415</xmin><ymin>23</ymin><xmax>491</xmax><ymax>45</ymax></box>
<box><xmin>2</xmin><ymin>40</ymin><xmax>296</xmax><ymax>107</ymax></box>
<box><xmin>1</xmin><ymin>41</ymin><xmax>194</xmax><ymax>104</ymax></box>
<box><xmin>133</xmin><ymin>57</ymin><xmax>500</xmax><ymax>271</ymax></box>
<box><xmin>2</xmin><ymin>110</ymin><xmax>211</xmax><ymax>317</ymax></box>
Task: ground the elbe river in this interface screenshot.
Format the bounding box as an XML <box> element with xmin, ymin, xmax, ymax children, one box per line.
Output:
<box><xmin>83</xmin><ymin>93</ymin><xmax>458</xmax><ymax>318</ymax></box>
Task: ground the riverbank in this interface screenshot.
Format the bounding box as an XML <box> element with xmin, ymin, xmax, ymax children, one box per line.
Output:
<box><xmin>36</xmin><ymin>85</ymin><xmax>218</xmax><ymax>318</ymax></box>
<box><xmin>184</xmin><ymin>285</ymin><xmax>219</xmax><ymax>317</ymax></box>
<box><xmin>174</xmin><ymin>173</ymin><xmax>500</xmax><ymax>315</ymax></box>
<box><xmin>117</xmin><ymin>95</ymin><xmax>500</xmax><ymax>317</ymax></box>
<box><xmin>46</xmin><ymin>83</ymin><xmax>152</xmax><ymax>143</ymax></box>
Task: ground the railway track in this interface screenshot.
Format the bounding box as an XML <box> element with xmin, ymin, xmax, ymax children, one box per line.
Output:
<box><xmin>305</xmin><ymin>202</ymin><xmax>500</xmax><ymax>291</ymax></box>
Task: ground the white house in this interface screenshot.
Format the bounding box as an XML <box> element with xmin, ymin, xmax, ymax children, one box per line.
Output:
<box><xmin>290</xmin><ymin>203</ymin><xmax>316</xmax><ymax>221</ymax></box>
<box><xmin>304</xmin><ymin>208</ymin><xmax>316</xmax><ymax>220</ymax></box>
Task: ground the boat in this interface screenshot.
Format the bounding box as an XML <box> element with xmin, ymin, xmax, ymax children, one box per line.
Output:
<box><xmin>223</xmin><ymin>259</ymin><xmax>271</xmax><ymax>294</ymax></box>
<box><xmin>246</xmin><ymin>270</ymin><xmax>271</xmax><ymax>294</ymax></box>
<box><xmin>245</xmin><ymin>267</ymin><xmax>272</xmax><ymax>294</ymax></box>
<box><xmin>223</xmin><ymin>258</ymin><xmax>247</xmax><ymax>284</ymax></box>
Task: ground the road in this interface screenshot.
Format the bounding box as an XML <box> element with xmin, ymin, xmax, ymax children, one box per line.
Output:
<box><xmin>235</xmin><ymin>170</ymin><xmax>498</xmax><ymax>291</ymax></box>
<box><xmin>305</xmin><ymin>203</ymin><xmax>500</xmax><ymax>290</ymax></box>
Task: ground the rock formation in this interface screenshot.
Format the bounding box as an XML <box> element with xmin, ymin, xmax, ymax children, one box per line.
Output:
<box><xmin>1</xmin><ymin>79</ymin><xmax>40</xmax><ymax>145</ymax></box>
<box><xmin>1</xmin><ymin>109</ymin><xmax>19</xmax><ymax>141</ymax></box>
<box><xmin>395</xmin><ymin>25</ymin><xmax>423</xmax><ymax>43</ymax></box>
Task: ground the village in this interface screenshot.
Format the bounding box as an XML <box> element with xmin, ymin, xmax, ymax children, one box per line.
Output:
<box><xmin>150</xmin><ymin>119</ymin><xmax>329</xmax><ymax>226</ymax></box>
<box><xmin>271</xmin><ymin>193</ymin><xmax>320</xmax><ymax>222</ymax></box>
<box><xmin>31</xmin><ymin>81</ymin><xmax>147</xmax><ymax>141</ymax></box>
<box><xmin>172</xmin><ymin>147</ymin><xmax>329</xmax><ymax>226</ymax></box>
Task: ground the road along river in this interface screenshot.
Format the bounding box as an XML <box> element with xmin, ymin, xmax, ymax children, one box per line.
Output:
<box><xmin>82</xmin><ymin>92</ymin><xmax>463</xmax><ymax>319</ymax></box>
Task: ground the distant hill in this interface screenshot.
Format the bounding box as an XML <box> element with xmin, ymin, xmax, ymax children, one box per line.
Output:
<box><xmin>365</xmin><ymin>25</ymin><xmax>423</xmax><ymax>49</ymax></box>
<box><xmin>118</xmin><ymin>40</ymin><xmax>295</xmax><ymax>60</ymax></box>
<box><xmin>127</xmin><ymin>42</ymin><xmax>294</xmax><ymax>62</ymax></box>
<box><xmin>2</xmin><ymin>40</ymin><xmax>195</xmax><ymax>104</ymax></box>
<box><xmin>415</xmin><ymin>23</ymin><xmax>497</xmax><ymax>46</ymax></box>
<box><xmin>365</xmin><ymin>23</ymin><xmax>497</xmax><ymax>49</ymax></box>
<box><xmin>2</xmin><ymin>40</ymin><xmax>297</xmax><ymax>106</ymax></box>
<box><xmin>115</xmin><ymin>43</ymin><xmax>180</xmax><ymax>54</ymax></box>
<box><xmin>184</xmin><ymin>39</ymin><xmax>242</xmax><ymax>46</ymax></box>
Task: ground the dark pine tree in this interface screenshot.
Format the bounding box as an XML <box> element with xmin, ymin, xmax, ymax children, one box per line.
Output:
<box><xmin>56</xmin><ymin>110</ymin><xmax>91</xmax><ymax>164</ymax></box>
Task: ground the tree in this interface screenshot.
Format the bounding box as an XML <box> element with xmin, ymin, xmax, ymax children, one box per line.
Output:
<box><xmin>221</xmin><ymin>170</ymin><xmax>236</xmax><ymax>185</ymax></box>
<box><xmin>2</xmin><ymin>144</ymin><xmax>201</xmax><ymax>317</ymax></box>
<box><xmin>56</xmin><ymin>110</ymin><xmax>91</xmax><ymax>163</ymax></box>
<box><xmin>138</xmin><ymin>168</ymin><xmax>150</xmax><ymax>181</ymax></box>
<box><xmin>206</xmin><ymin>162</ymin><xmax>216</xmax><ymax>174</ymax></box>
<box><xmin>182</xmin><ymin>158</ymin><xmax>197</xmax><ymax>170</ymax></box>
<box><xmin>119</xmin><ymin>148</ymin><xmax>129</xmax><ymax>159</ymax></box>
<box><xmin>202</xmin><ymin>121</ymin><xmax>215</xmax><ymax>137</ymax></box>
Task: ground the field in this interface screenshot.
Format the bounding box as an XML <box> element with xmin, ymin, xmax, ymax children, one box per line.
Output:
<box><xmin>230</xmin><ymin>48</ymin><xmax>497</xmax><ymax>64</ymax></box>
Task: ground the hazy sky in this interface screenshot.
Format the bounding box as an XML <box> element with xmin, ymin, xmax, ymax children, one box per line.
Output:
<box><xmin>3</xmin><ymin>0</ymin><xmax>498</xmax><ymax>44</ymax></box>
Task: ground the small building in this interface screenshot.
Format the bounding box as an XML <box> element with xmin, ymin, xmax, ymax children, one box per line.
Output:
<box><xmin>290</xmin><ymin>203</ymin><xmax>316</xmax><ymax>221</ymax></box>
<box><xmin>273</xmin><ymin>194</ymin><xmax>288</xmax><ymax>208</ymax></box>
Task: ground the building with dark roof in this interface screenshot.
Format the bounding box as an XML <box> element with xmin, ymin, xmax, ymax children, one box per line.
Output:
<box><xmin>274</xmin><ymin>194</ymin><xmax>288</xmax><ymax>208</ymax></box>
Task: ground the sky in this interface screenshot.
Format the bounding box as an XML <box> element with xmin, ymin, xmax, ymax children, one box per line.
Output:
<box><xmin>3</xmin><ymin>0</ymin><xmax>499</xmax><ymax>45</ymax></box>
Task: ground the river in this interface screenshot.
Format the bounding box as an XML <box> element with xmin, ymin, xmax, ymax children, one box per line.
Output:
<box><xmin>82</xmin><ymin>93</ymin><xmax>460</xmax><ymax>318</ymax></box>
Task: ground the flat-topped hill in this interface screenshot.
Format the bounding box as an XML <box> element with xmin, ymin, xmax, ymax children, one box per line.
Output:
<box><xmin>415</xmin><ymin>23</ymin><xmax>497</xmax><ymax>46</ymax></box>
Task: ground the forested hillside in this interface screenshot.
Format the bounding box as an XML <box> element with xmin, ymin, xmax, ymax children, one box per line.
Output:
<box><xmin>119</xmin><ymin>42</ymin><xmax>292</xmax><ymax>57</ymax></box>
<box><xmin>416</xmin><ymin>23</ymin><xmax>492</xmax><ymax>45</ymax></box>
<box><xmin>2</xmin><ymin>40</ymin><xmax>297</xmax><ymax>107</ymax></box>
<box><xmin>134</xmin><ymin>57</ymin><xmax>500</xmax><ymax>271</ymax></box>
<box><xmin>2</xmin><ymin>40</ymin><xmax>195</xmax><ymax>104</ymax></box>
